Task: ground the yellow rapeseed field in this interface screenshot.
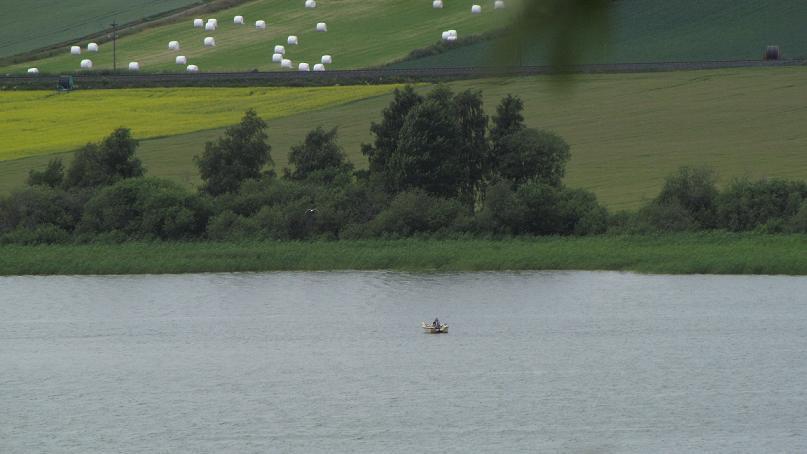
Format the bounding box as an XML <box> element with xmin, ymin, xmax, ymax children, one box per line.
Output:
<box><xmin>0</xmin><ymin>85</ymin><xmax>398</xmax><ymax>161</ymax></box>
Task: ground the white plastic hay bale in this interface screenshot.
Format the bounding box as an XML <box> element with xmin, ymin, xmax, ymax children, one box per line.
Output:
<box><xmin>87</xmin><ymin>42</ymin><xmax>99</xmax><ymax>52</ymax></box>
<box><xmin>281</xmin><ymin>58</ymin><xmax>293</xmax><ymax>69</ymax></box>
<box><xmin>176</xmin><ymin>55</ymin><xmax>187</xmax><ymax>65</ymax></box>
<box><xmin>313</xmin><ymin>63</ymin><xmax>325</xmax><ymax>71</ymax></box>
<box><xmin>168</xmin><ymin>40</ymin><xmax>180</xmax><ymax>51</ymax></box>
<box><xmin>447</xmin><ymin>35</ymin><xmax>457</xmax><ymax>42</ymax></box>
<box><xmin>316</xmin><ymin>22</ymin><xmax>327</xmax><ymax>32</ymax></box>
<box><xmin>274</xmin><ymin>45</ymin><xmax>286</xmax><ymax>54</ymax></box>
<box><xmin>204</xmin><ymin>37</ymin><xmax>216</xmax><ymax>47</ymax></box>
<box><xmin>208</xmin><ymin>18</ymin><xmax>218</xmax><ymax>26</ymax></box>
<box><xmin>186</xmin><ymin>64</ymin><xmax>199</xmax><ymax>73</ymax></box>
<box><xmin>448</xmin><ymin>29</ymin><xmax>457</xmax><ymax>38</ymax></box>
<box><xmin>194</xmin><ymin>18</ymin><xmax>204</xmax><ymax>28</ymax></box>
<box><xmin>70</xmin><ymin>46</ymin><xmax>81</xmax><ymax>55</ymax></box>
<box><xmin>305</xmin><ymin>0</ymin><xmax>317</xmax><ymax>8</ymax></box>
<box><xmin>128</xmin><ymin>62</ymin><xmax>140</xmax><ymax>71</ymax></box>
<box><xmin>272</xmin><ymin>53</ymin><xmax>283</xmax><ymax>63</ymax></box>
<box><xmin>471</xmin><ymin>4</ymin><xmax>482</xmax><ymax>14</ymax></box>
<box><xmin>321</xmin><ymin>54</ymin><xmax>332</xmax><ymax>64</ymax></box>
<box><xmin>287</xmin><ymin>35</ymin><xmax>298</xmax><ymax>45</ymax></box>
<box><xmin>298</xmin><ymin>62</ymin><xmax>310</xmax><ymax>72</ymax></box>
<box><xmin>80</xmin><ymin>59</ymin><xmax>93</xmax><ymax>69</ymax></box>
<box><xmin>433</xmin><ymin>0</ymin><xmax>443</xmax><ymax>8</ymax></box>
<box><xmin>234</xmin><ymin>15</ymin><xmax>245</xmax><ymax>25</ymax></box>
<box><xmin>441</xmin><ymin>31</ymin><xmax>450</xmax><ymax>41</ymax></box>
<box><xmin>494</xmin><ymin>0</ymin><xmax>505</xmax><ymax>10</ymax></box>
<box><xmin>27</xmin><ymin>68</ymin><xmax>39</xmax><ymax>75</ymax></box>
<box><xmin>256</xmin><ymin>20</ymin><xmax>267</xmax><ymax>29</ymax></box>
<box><xmin>205</xmin><ymin>21</ymin><xmax>216</xmax><ymax>31</ymax></box>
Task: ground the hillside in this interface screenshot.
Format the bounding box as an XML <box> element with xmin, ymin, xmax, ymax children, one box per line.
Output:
<box><xmin>2</xmin><ymin>0</ymin><xmax>514</xmax><ymax>74</ymax></box>
<box><xmin>392</xmin><ymin>0</ymin><xmax>807</xmax><ymax>68</ymax></box>
<box><xmin>0</xmin><ymin>0</ymin><xmax>206</xmax><ymax>60</ymax></box>
<box><xmin>2</xmin><ymin>67</ymin><xmax>806</xmax><ymax>209</ymax></box>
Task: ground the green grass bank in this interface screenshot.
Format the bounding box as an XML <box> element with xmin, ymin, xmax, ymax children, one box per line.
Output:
<box><xmin>2</xmin><ymin>234</ymin><xmax>806</xmax><ymax>276</ymax></box>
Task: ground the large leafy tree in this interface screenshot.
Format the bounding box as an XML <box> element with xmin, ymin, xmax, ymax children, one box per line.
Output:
<box><xmin>63</xmin><ymin>128</ymin><xmax>144</xmax><ymax>189</ymax></box>
<box><xmin>494</xmin><ymin>128</ymin><xmax>570</xmax><ymax>187</ymax></box>
<box><xmin>286</xmin><ymin>126</ymin><xmax>352</xmax><ymax>182</ymax></box>
<box><xmin>195</xmin><ymin>109</ymin><xmax>272</xmax><ymax>196</ymax></box>
<box><xmin>361</xmin><ymin>86</ymin><xmax>423</xmax><ymax>185</ymax></box>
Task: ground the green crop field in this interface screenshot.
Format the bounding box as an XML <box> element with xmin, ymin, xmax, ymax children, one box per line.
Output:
<box><xmin>0</xmin><ymin>84</ymin><xmax>397</xmax><ymax>161</ymax></box>
<box><xmin>392</xmin><ymin>0</ymin><xmax>807</xmax><ymax>69</ymax></box>
<box><xmin>2</xmin><ymin>0</ymin><xmax>514</xmax><ymax>74</ymax></box>
<box><xmin>0</xmin><ymin>0</ymin><xmax>204</xmax><ymax>59</ymax></box>
<box><xmin>2</xmin><ymin>67</ymin><xmax>806</xmax><ymax>209</ymax></box>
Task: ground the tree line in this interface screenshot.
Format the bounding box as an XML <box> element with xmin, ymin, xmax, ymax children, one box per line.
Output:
<box><xmin>2</xmin><ymin>85</ymin><xmax>806</xmax><ymax>244</ymax></box>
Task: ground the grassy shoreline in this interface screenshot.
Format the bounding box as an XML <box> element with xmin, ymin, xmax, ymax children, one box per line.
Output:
<box><xmin>1</xmin><ymin>233</ymin><xmax>806</xmax><ymax>276</ymax></box>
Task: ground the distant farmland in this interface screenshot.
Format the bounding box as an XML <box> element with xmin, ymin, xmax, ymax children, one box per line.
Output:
<box><xmin>1</xmin><ymin>0</ymin><xmax>513</xmax><ymax>74</ymax></box>
<box><xmin>392</xmin><ymin>0</ymin><xmax>807</xmax><ymax>68</ymax></box>
<box><xmin>0</xmin><ymin>0</ymin><xmax>206</xmax><ymax>59</ymax></box>
<box><xmin>2</xmin><ymin>67</ymin><xmax>806</xmax><ymax>209</ymax></box>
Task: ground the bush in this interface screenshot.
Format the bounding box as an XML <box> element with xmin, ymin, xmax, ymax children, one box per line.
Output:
<box><xmin>286</xmin><ymin>126</ymin><xmax>353</xmax><ymax>183</ymax></box>
<box><xmin>636</xmin><ymin>201</ymin><xmax>698</xmax><ymax>233</ymax></box>
<box><xmin>80</xmin><ymin>178</ymin><xmax>209</xmax><ymax>240</ymax></box>
<box><xmin>493</xmin><ymin>128</ymin><xmax>570</xmax><ymax>187</ymax></box>
<box><xmin>367</xmin><ymin>190</ymin><xmax>467</xmax><ymax>237</ymax></box>
<box><xmin>655</xmin><ymin>166</ymin><xmax>718</xmax><ymax>228</ymax></box>
<box><xmin>0</xmin><ymin>224</ymin><xmax>71</xmax><ymax>245</ymax></box>
<box><xmin>63</xmin><ymin>128</ymin><xmax>144</xmax><ymax>189</ymax></box>
<box><xmin>717</xmin><ymin>178</ymin><xmax>807</xmax><ymax>231</ymax></box>
<box><xmin>0</xmin><ymin>185</ymin><xmax>83</xmax><ymax>233</ymax></box>
<box><xmin>28</xmin><ymin>158</ymin><xmax>64</xmax><ymax>188</ymax></box>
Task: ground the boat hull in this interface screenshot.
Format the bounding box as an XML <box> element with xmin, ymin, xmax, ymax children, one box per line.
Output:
<box><xmin>421</xmin><ymin>322</ymin><xmax>449</xmax><ymax>333</ymax></box>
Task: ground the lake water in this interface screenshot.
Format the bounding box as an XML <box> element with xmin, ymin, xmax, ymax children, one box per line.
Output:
<box><xmin>1</xmin><ymin>271</ymin><xmax>806</xmax><ymax>453</ymax></box>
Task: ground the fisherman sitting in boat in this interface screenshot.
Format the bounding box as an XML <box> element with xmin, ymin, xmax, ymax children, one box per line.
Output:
<box><xmin>433</xmin><ymin>318</ymin><xmax>440</xmax><ymax>329</ymax></box>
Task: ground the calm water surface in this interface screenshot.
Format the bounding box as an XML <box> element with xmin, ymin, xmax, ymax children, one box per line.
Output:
<box><xmin>1</xmin><ymin>271</ymin><xmax>806</xmax><ymax>453</ymax></box>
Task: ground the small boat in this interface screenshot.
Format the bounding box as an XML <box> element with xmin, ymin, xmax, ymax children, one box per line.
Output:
<box><xmin>421</xmin><ymin>321</ymin><xmax>449</xmax><ymax>334</ymax></box>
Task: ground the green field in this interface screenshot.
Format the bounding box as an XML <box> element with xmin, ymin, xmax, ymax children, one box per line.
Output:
<box><xmin>3</xmin><ymin>67</ymin><xmax>806</xmax><ymax>209</ymax></box>
<box><xmin>2</xmin><ymin>0</ymin><xmax>514</xmax><ymax>74</ymax></box>
<box><xmin>2</xmin><ymin>234</ymin><xmax>806</xmax><ymax>276</ymax></box>
<box><xmin>0</xmin><ymin>0</ymin><xmax>205</xmax><ymax>59</ymax></box>
<box><xmin>393</xmin><ymin>0</ymin><xmax>807</xmax><ymax>68</ymax></box>
<box><xmin>0</xmin><ymin>84</ymin><xmax>397</xmax><ymax>161</ymax></box>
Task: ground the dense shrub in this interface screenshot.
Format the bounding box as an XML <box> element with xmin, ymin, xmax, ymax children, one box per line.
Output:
<box><xmin>493</xmin><ymin>128</ymin><xmax>571</xmax><ymax>187</ymax></box>
<box><xmin>717</xmin><ymin>178</ymin><xmax>807</xmax><ymax>231</ymax></box>
<box><xmin>286</xmin><ymin>126</ymin><xmax>353</xmax><ymax>183</ymax></box>
<box><xmin>0</xmin><ymin>186</ymin><xmax>84</xmax><ymax>233</ymax></box>
<box><xmin>367</xmin><ymin>190</ymin><xmax>467</xmax><ymax>237</ymax></box>
<box><xmin>655</xmin><ymin>166</ymin><xmax>718</xmax><ymax>228</ymax></box>
<box><xmin>80</xmin><ymin>178</ymin><xmax>209</xmax><ymax>240</ymax></box>
<box><xmin>64</xmin><ymin>128</ymin><xmax>144</xmax><ymax>189</ymax></box>
<box><xmin>27</xmin><ymin>158</ymin><xmax>64</xmax><ymax>188</ymax></box>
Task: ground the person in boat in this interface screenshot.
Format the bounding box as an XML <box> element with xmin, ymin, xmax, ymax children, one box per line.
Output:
<box><xmin>433</xmin><ymin>318</ymin><xmax>440</xmax><ymax>329</ymax></box>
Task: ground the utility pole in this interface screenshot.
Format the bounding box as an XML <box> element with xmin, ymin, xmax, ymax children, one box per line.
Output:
<box><xmin>111</xmin><ymin>20</ymin><xmax>118</xmax><ymax>72</ymax></box>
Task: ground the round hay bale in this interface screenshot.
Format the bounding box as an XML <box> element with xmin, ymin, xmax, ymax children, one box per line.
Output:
<box><xmin>274</xmin><ymin>45</ymin><xmax>286</xmax><ymax>54</ymax></box>
<box><xmin>70</xmin><ymin>46</ymin><xmax>81</xmax><ymax>55</ymax></box>
<box><xmin>321</xmin><ymin>55</ymin><xmax>332</xmax><ymax>64</ymax></box>
<box><xmin>204</xmin><ymin>37</ymin><xmax>216</xmax><ymax>47</ymax></box>
<box><xmin>187</xmin><ymin>64</ymin><xmax>199</xmax><ymax>73</ymax></box>
<box><xmin>288</xmin><ymin>35</ymin><xmax>299</xmax><ymax>45</ymax></box>
<box><xmin>441</xmin><ymin>31</ymin><xmax>450</xmax><ymax>41</ymax></box>
<box><xmin>87</xmin><ymin>42</ymin><xmax>99</xmax><ymax>52</ymax></box>
<box><xmin>494</xmin><ymin>0</ymin><xmax>505</xmax><ymax>9</ymax></box>
<box><xmin>256</xmin><ymin>20</ymin><xmax>267</xmax><ymax>30</ymax></box>
<box><xmin>168</xmin><ymin>41</ymin><xmax>180</xmax><ymax>51</ymax></box>
<box><xmin>316</xmin><ymin>22</ymin><xmax>327</xmax><ymax>32</ymax></box>
<box><xmin>208</xmin><ymin>19</ymin><xmax>218</xmax><ymax>26</ymax></box>
<box><xmin>194</xmin><ymin>18</ymin><xmax>204</xmax><ymax>28</ymax></box>
<box><xmin>205</xmin><ymin>21</ymin><xmax>216</xmax><ymax>31</ymax></box>
<box><xmin>471</xmin><ymin>4</ymin><xmax>482</xmax><ymax>14</ymax></box>
<box><xmin>313</xmin><ymin>63</ymin><xmax>325</xmax><ymax>71</ymax></box>
<box><xmin>234</xmin><ymin>15</ymin><xmax>245</xmax><ymax>25</ymax></box>
<box><xmin>281</xmin><ymin>59</ymin><xmax>293</xmax><ymax>69</ymax></box>
<box><xmin>272</xmin><ymin>53</ymin><xmax>283</xmax><ymax>63</ymax></box>
<box><xmin>433</xmin><ymin>0</ymin><xmax>444</xmax><ymax>8</ymax></box>
<box><xmin>305</xmin><ymin>0</ymin><xmax>317</xmax><ymax>8</ymax></box>
<box><xmin>80</xmin><ymin>59</ymin><xmax>93</xmax><ymax>69</ymax></box>
<box><xmin>27</xmin><ymin>68</ymin><xmax>39</xmax><ymax>75</ymax></box>
<box><xmin>176</xmin><ymin>55</ymin><xmax>188</xmax><ymax>65</ymax></box>
<box><xmin>298</xmin><ymin>62</ymin><xmax>311</xmax><ymax>71</ymax></box>
<box><xmin>764</xmin><ymin>45</ymin><xmax>781</xmax><ymax>61</ymax></box>
<box><xmin>128</xmin><ymin>62</ymin><xmax>140</xmax><ymax>71</ymax></box>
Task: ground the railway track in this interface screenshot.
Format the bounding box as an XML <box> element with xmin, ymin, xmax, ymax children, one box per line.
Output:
<box><xmin>2</xmin><ymin>59</ymin><xmax>804</xmax><ymax>89</ymax></box>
